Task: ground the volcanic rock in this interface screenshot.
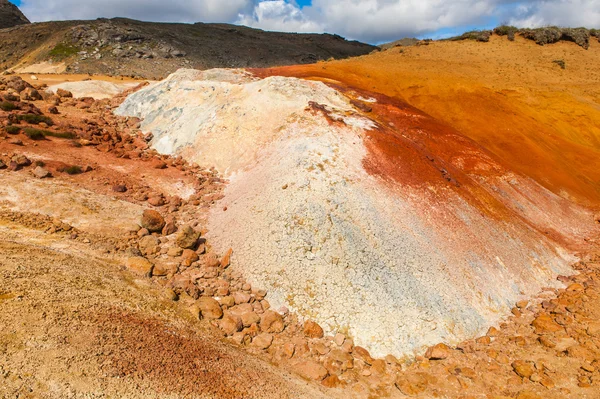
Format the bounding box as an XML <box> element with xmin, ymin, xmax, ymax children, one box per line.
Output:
<box><xmin>176</xmin><ymin>225</ymin><xmax>200</xmax><ymax>249</ymax></box>
<box><xmin>140</xmin><ymin>209</ymin><xmax>165</xmax><ymax>232</ymax></box>
<box><xmin>0</xmin><ymin>0</ymin><xmax>29</xmax><ymax>29</ymax></box>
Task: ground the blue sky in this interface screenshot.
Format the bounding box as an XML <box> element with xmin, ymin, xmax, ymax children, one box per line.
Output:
<box><xmin>11</xmin><ymin>0</ymin><xmax>600</xmax><ymax>44</ymax></box>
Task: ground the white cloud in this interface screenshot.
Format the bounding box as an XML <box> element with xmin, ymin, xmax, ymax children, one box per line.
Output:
<box><xmin>16</xmin><ymin>0</ymin><xmax>600</xmax><ymax>44</ymax></box>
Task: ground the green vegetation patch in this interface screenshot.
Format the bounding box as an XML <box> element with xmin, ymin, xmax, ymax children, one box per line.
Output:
<box><xmin>0</xmin><ymin>101</ymin><xmax>17</xmax><ymax>111</ymax></box>
<box><xmin>62</xmin><ymin>165</ymin><xmax>83</xmax><ymax>175</ymax></box>
<box><xmin>493</xmin><ymin>25</ymin><xmax>518</xmax><ymax>41</ymax></box>
<box><xmin>48</xmin><ymin>43</ymin><xmax>81</xmax><ymax>60</ymax></box>
<box><xmin>16</xmin><ymin>114</ymin><xmax>54</xmax><ymax>126</ymax></box>
<box><xmin>23</xmin><ymin>127</ymin><xmax>75</xmax><ymax>140</ymax></box>
<box><xmin>5</xmin><ymin>125</ymin><xmax>20</xmax><ymax>134</ymax></box>
<box><xmin>23</xmin><ymin>127</ymin><xmax>47</xmax><ymax>140</ymax></box>
<box><xmin>447</xmin><ymin>30</ymin><xmax>492</xmax><ymax>43</ymax></box>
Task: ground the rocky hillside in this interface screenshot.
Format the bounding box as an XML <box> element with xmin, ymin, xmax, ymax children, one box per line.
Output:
<box><xmin>0</xmin><ymin>0</ymin><xmax>29</xmax><ymax>29</ymax></box>
<box><xmin>0</xmin><ymin>17</ymin><xmax>376</xmax><ymax>79</ymax></box>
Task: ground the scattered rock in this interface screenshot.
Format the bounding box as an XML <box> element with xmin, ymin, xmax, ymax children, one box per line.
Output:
<box><xmin>303</xmin><ymin>320</ymin><xmax>324</xmax><ymax>338</ymax></box>
<box><xmin>395</xmin><ymin>373</ymin><xmax>430</xmax><ymax>396</ymax></box>
<box><xmin>425</xmin><ymin>343</ymin><xmax>452</xmax><ymax>360</ymax></box>
<box><xmin>532</xmin><ymin>314</ymin><xmax>562</xmax><ymax>333</ymax></box>
<box><xmin>32</xmin><ymin>166</ymin><xmax>50</xmax><ymax>178</ymax></box>
<box><xmin>220</xmin><ymin>314</ymin><xmax>243</xmax><ymax>335</ymax></box>
<box><xmin>56</xmin><ymin>88</ymin><xmax>73</xmax><ymax>98</ymax></box>
<box><xmin>252</xmin><ymin>333</ymin><xmax>273</xmax><ymax>349</ymax></box>
<box><xmin>261</xmin><ymin>310</ymin><xmax>285</xmax><ymax>333</ymax></box>
<box><xmin>147</xmin><ymin>195</ymin><xmax>165</xmax><ymax>206</ymax></box>
<box><xmin>512</xmin><ymin>360</ymin><xmax>535</xmax><ymax>379</ymax></box>
<box><xmin>294</xmin><ymin>360</ymin><xmax>328</xmax><ymax>381</ymax></box>
<box><xmin>138</xmin><ymin>235</ymin><xmax>160</xmax><ymax>255</ymax></box>
<box><xmin>176</xmin><ymin>225</ymin><xmax>200</xmax><ymax>249</ymax></box>
<box><xmin>112</xmin><ymin>184</ymin><xmax>127</xmax><ymax>193</ymax></box>
<box><xmin>220</xmin><ymin>248</ymin><xmax>233</xmax><ymax>268</ymax></box>
<box><xmin>197</xmin><ymin>297</ymin><xmax>223</xmax><ymax>319</ymax></box>
<box><xmin>140</xmin><ymin>209</ymin><xmax>165</xmax><ymax>232</ymax></box>
<box><xmin>124</xmin><ymin>256</ymin><xmax>153</xmax><ymax>277</ymax></box>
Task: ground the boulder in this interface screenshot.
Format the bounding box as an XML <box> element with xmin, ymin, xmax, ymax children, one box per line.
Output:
<box><xmin>197</xmin><ymin>297</ymin><xmax>223</xmax><ymax>319</ymax></box>
<box><xmin>176</xmin><ymin>225</ymin><xmax>200</xmax><ymax>249</ymax></box>
<box><xmin>220</xmin><ymin>314</ymin><xmax>243</xmax><ymax>335</ymax></box>
<box><xmin>252</xmin><ymin>333</ymin><xmax>273</xmax><ymax>349</ymax></box>
<box><xmin>260</xmin><ymin>310</ymin><xmax>285</xmax><ymax>333</ymax></box>
<box><xmin>20</xmin><ymin>87</ymin><xmax>42</xmax><ymax>101</ymax></box>
<box><xmin>138</xmin><ymin>235</ymin><xmax>160</xmax><ymax>256</ymax></box>
<box><xmin>425</xmin><ymin>343</ymin><xmax>452</xmax><ymax>360</ymax></box>
<box><xmin>32</xmin><ymin>166</ymin><xmax>50</xmax><ymax>178</ymax></box>
<box><xmin>124</xmin><ymin>257</ymin><xmax>153</xmax><ymax>277</ymax></box>
<box><xmin>532</xmin><ymin>314</ymin><xmax>562</xmax><ymax>333</ymax></box>
<box><xmin>140</xmin><ymin>209</ymin><xmax>165</xmax><ymax>232</ymax></box>
<box><xmin>512</xmin><ymin>360</ymin><xmax>535</xmax><ymax>379</ymax></box>
<box><xmin>303</xmin><ymin>320</ymin><xmax>324</xmax><ymax>338</ymax></box>
<box><xmin>294</xmin><ymin>360</ymin><xmax>328</xmax><ymax>381</ymax></box>
<box><xmin>56</xmin><ymin>88</ymin><xmax>73</xmax><ymax>98</ymax></box>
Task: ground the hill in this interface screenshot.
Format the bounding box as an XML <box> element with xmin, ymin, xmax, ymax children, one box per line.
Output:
<box><xmin>0</xmin><ymin>17</ymin><xmax>376</xmax><ymax>79</ymax></box>
<box><xmin>0</xmin><ymin>0</ymin><xmax>29</xmax><ymax>29</ymax></box>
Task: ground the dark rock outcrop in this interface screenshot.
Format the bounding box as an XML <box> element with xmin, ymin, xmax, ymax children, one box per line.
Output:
<box><xmin>0</xmin><ymin>0</ymin><xmax>29</xmax><ymax>29</ymax></box>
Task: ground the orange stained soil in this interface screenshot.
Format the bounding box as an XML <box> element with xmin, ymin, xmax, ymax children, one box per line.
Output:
<box><xmin>251</xmin><ymin>35</ymin><xmax>600</xmax><ymax>209</ymax></box>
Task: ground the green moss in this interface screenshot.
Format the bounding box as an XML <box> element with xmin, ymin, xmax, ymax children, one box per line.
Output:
<box><xmin>0</xmin><ymin>101</ymin><xmax>17</xmax><ymax>111</ymax></box>
<box><xmin>5</xmin><ymin>126</ymin><xmax>20</xmax><ymax>134</ymax></box>
<box><xmin>23</xmin><ymin>127</ymin><xmax>46</xmax><ymax>140</ymax></box>
<box><xmin>48</xmin><ymin>43</ymin><xmax>80</xmax><ymax>60</ymax></box>
<box><xmin>63</xmin><ymin>165</ymin><xmax>83</xmax><ymax>175</ymax></box>
<box><xmin>16</xmin><ymin>114</ymin><xmax>54</xmax><ymax>126</ymax></box>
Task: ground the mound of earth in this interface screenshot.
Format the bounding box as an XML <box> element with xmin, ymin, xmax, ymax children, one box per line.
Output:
<box><xmin>0</xmin><ymin>17</ymin><xmax>376</xmax><ymax>79</ymax></box>
<box><xmin>0</xmin><ymin>0</ymin><xmax>29</xmax><ymax>29</ymax></box>
<box><xmin>116</xmin><ymin>62</ymin><xmax>596</xmax><ymax>357</ymax></box>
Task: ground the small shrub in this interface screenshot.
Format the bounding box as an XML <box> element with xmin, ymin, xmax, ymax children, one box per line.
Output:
<box><xmin>35</xmin><ymin>160</ymin><xmax>46</xmax><ymax>167</ymax></box>
<box><xmin>48</xmin><ymin>43</ymin><xmax>80</xmax><ymax>60</ymax></box>
<box><xmin>64</xmin><ymin>165</ymin><xmax>83</xmax><ymax>175</ymax></box>
<box><xmin>494</xmin><ymin>25</ymin><xmax>518</xmax><ymax>41</ymax></box>
<box><xmin>23</xmin><ymin>128</ymin><xmax>47</xmax><ymax>140</ymax></box>
<box><xmin>16</xmin><ymin>114</ymin><xmax>54</xmax><ymax>126</ymax></box>
<box><xmin>0</xmin><ymin>101</ymin><xmax>17</xmax><ymax>111</ymax></box>
<box><xmin>5</xmin><ymin>125</ymin><xmax>20</xmax><ymax>134</ymax></box>
<box><xmin>448</xmin><ymin>30</ymin><xmax>491</xmax><ymax>42</ymax></box>
<box><xmin>553</xmin><ymin>59</ymin><xmax>566</xmax><ymax>69</ymax></box>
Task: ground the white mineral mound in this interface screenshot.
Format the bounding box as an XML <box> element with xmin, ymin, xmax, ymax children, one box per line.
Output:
<box><xmin>116</xmin><ymin>68</ymin><xmax>589</xmax><ymax>357</ymax></box>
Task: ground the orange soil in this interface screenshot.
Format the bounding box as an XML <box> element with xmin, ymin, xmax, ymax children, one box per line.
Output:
<box><xmin>251</xmin><ymin>35</ymin><xmax>600</xmax><ymax>209</ymax></box>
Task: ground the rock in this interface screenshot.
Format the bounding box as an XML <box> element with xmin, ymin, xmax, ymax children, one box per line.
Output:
<box><xmin>294</xmin><ymin>360</ymin><xmax>328</xmax><ymax>381</ymax></box>
<box><xmin>48</xmin><ymin>106</ymin><xmax>59</xmax><ymax>115</ymax></box>
<box><xmin>554</xmin><ymin>337</ymin><xmax>578</xmax><ymax>352</ymax></box>
<box><xmin>112</xmin><ymin>184</ymin><xmax>127</xmax><ymax>193</ymax></box>
<box><xmin>395</xmin><ymin>373</ymin><xmax>430</xmax><ymax>396</ymax></box>
<box><xmin>532</xmin><ymin>314</ymin><xmax>562</xmax><ymax>333</ymax></box>
<box><xmin>140</xmin><ymin>210</ymin><xmax>165</xmax><ymax>233</ymax></box>
<box><xmin>303</xmin><ymin>320</ymin><xmax>324</xmax><ymax>338</ymax></box>
<box><xmin>176</xmin><ymin>225</ymin><xmax>200</xmax><ymax>249</ymax></box>
<box><xmin>515</xmin><ymin>390</ymin><xmax>543</xmax><ymax>399</ymax></box>
<box><xmin>329</xmin><ymin>349</ymin><xmax>354</xmax><ymax>370</ymax></box>
<box><xmin>252</xmin><ymin>333</ymin><xmax>273</xmax><ymax>349</ymax></box>
<box><xmin>197</xmin><ymin>297</ymin><xmax>223</xmax><ymax>319</ymax></box>
<box><xmin>138</xmin><ymin>235</ymin><xmax>160</xmax><ymax>256</ymax></box>
<box><xmin>167</xmin><ymin>246</ymin><xmax>183</xmax><ymax>257</ymax></box>
<box><xmin>333</xmin><ymin>333</ymin><xmax>346</xmax><ymax>346</ymax></box>
<box><xmin>8</xmin><ymin>138</ymin><xmax>23</xmax><ymax>146</ymax></box>
<box><xmin>321</xmin><ymin>375</ymin><xmax>341</xmax><ymax>388</ymax></box>
<box><xmin>512</xmin><ymin>360</ymin><xmax>535</xmax><ymax>379</ymax></box>
<box><xmin>11</xmin><ymin>154</ymin><xmax>31</xmax><ymax>167</ymax></box>
<box><xmin>219</xmin><ymin>296</ymin><xmax>235</xmax><ymax>308</ymax></box>
<box><xmin>56</xmin><ymin>88</ymin><xmax>73</xmax><ymax>98</ymax></box>
<box><xmin>220</xmin><ymin>314</ymin><xmax>243</xmax><ymax>335</ymax></box>
<box><xmin>181</xmin><ymin>249</ymin><xmax>199</xmax><ymax>267</ymax></box>
<box><xmin>425</xmin><ymin>343</ymin><xmax>452</xmax><ymax>360</ymax></box>
<box><xmin>353</xmin><ymin>346</ymin><xmax>374</xmax><ymax>365</ymax></box>
<box><xmin>125</xmin><ymin>257</ymin><xmax>153</xmax><ymax>277</ymax></box>
<box><xmin>20</xmin><ymin>87</ymin><xmax>42</xmax><ymax>101</ymax></box>
<box><xmin>220</xmin><ymin>248</ymin><xmax>233</xmax><ymax>268</ymax></box>
<box><xmin>137</xmin><ymin>228</ymin><xmax>149</xmax><ymax>237</ymax></box>
<box><xmin>162</xmin><ymin>218</ymin><xmax>177</xmax><ymax>235</ymax></box>
<box><xmin>147</xmin><ymin>195</ymin><xmax>166</xmax><ymax>206</ymax></box>
<box><xmin>0</xmin><ymin>160</ymin><xmax>6</xmax><ymax>169</ymax></box>
<box><xmin>233</xmin><ymin>291</ymin><xmax>251</xmax><ymax>304</ymax></box>
<box><xmin>152</xmin><ymin>261</ymin><xmax>177</xmax><ymax>277</ymax></box>
<box><xmin>32</xmin><ymin>166</ymin><xmax>50</xmax><ymax>178</ymax></box>
<box><xmin>260</xmin><ymin>310</ymin><xmax>285</xmax><ymax>333</ymax></box>
<box><xmin>240</xmin><ymin>311</ymin><xmax>261</xmax><ymax>327</ymax></box>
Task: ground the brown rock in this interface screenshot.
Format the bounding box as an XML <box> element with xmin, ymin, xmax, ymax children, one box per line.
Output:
<box><xmin>512</xmin><ymin>360</ymin><xmax>535</xmax><ymax>379</ymax></box>
<box><xmin>532</xmin><ymin>314</ymin><xmax>562</xmax><ymax>333</ymax></box>
<box><xmin>140</xmin><ymin>210</ymin><xmax>165</xmax><ymax>232</ymax></box>
<box><xmin>294</xmin><ymin>360</ymin><xmax>328</xmax><ymax>381</ymax></box>
<box><xmin>240</xmin><ymin>311</ymin><xmax>261</xmax><ymax>328</ymax></box>
<box><xmin>303</xmin><ymin>320</ymin><xmax>324</xmax><ymax>338</ymax></box>
<box><xmin>321</xmin><ymin>375</ymin><xmax>341</xmax><ymax>388</ymax></box>
<box><xmin>220</xmin><ymin>248</ymin><xmax>233</xmax><ymax>268</ymax></box>
<box><xmin>515</xmin><ymin>391</ymin><xmax>543</xmax><ymax>399</ymax></box>
<box><xmin>329</xmin><ymin>349</ymin><xmax>354</xmax><ymax>370</ymax></box>
<box><xmin>162</xmin><ymin>218</ymin><xmax>177</xmax><ymax>236</ymax></box>
<box><xmin>125</xmin><ymin>257</ymin><xmax>153</xmax><ymax>277</ymax></box>
<box><xmin>152</xmin><ymin>261</ymin><xmax>177</xmax><ymax>277</ymax></box>
<box><xmin>147</xmin><ymin>195</ymin><xmax>166</xmax><ymax>206</ymax></box>
<box><xmin>252</xmin><ymin>333</ymin><xmax>273</xmax><ymax>349</ymax></box>
<box><xmin>260</xmin><ymin>310</ymin><xmax>285</xmax><ymax>333</ymax></box>
<box><xmin>220</xmin><ymin>314</ymin><xmax>243</xmax><ymax>335</ymax></box>
<box><xmin>138</xmin><ymin>235</ymin><xmax>160</xmax><ymax>256</ymax></box>
<box><xmin>176</xmin><ymin>225</ymin><xmax>200</xmax><ymax>249</ymax></box>
<box><xmin>56</xmin><ymin>88</ymin><xmax>73</xmax><ymax>98</ymax></box>
<box><xmin>11</xmin><ymin>154</ymin><xmax>31</xmax><ymax>167</ymax></box>
<box><xmin>395</xmin><ymin>373</ymin><xmax>430</xmax><ymax>396</ymax></box>
<box><xmin>233</xmin><ymin>291</ymin><xmax>251</xmax><ymax>304</ymax></box>
<box><xmin>112</xmin><ymin>184</ymin><xmax>127</xmax><ymax>193</ymax></box>
<box><xmin>197</xmin><ymin>297</ymin><xmax>223</xmax><ymax>319</ymax></box>
<box><xmin>32</xmin><ymin>166</ymin><xmax>50</xmax><ymax>178</ymax></box>
<box><xmin>48</xmin><ymin>106</ymin><xmax>59</xmax><ymax>114</ymax></box>
<box><xmin>425</xmin><ymin>343</ymin><xmax>452</xmax><ymax>360</ymax></box>
<box><xmin>353</xmin><ymin>346</ymin><xmax>374</xmax><ymax>365</ymax></box>
<box><xmin>181</xmin><ymin>249</ymin><xmax>199</xmax><ymax>266</ymax></box>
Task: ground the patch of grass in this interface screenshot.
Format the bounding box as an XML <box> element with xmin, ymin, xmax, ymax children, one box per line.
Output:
<box><xmin>48</xmin><ymin>43</ymin><xmax>80</xmax><ymax>60</ymax></box>
<box><xmin>493</xmin><ymin>25</ymin><xmax>518</xmax><ymax>41</ymax></box>
<box><xmin>23</xmin><ymin>128</ymin><xmax>46</xmax><ymax>140</ymax></box>
<box><xmin>447</xmin><ymin>30</ymin><xmax>492</xmax><ymax>43</ymax></box>
<box><xmin>553</xmin><ymin>59</ymin><xmax>566</xmax><ymax>69</ymax></box>
<box><xmin>16</xmin><ymin>114</ymin><xmax>54</xmax><ymax>126</ymax></box>
<box><xmin>5</xmin><ymin>126</ymin><xmax>20</xmax><ymax>134</ymax></box>
<box><xmin>63</xmin><ymin>165</ymin><xmax>83</xmax><ymax>175</ymax></box>
<box><xmin>0</xmin><ymin>101</ymin><xmax>17</xmax><ymax>111</ymax></box>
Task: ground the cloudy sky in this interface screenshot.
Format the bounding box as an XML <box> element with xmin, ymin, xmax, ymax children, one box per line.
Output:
<box><xmin>12</xmin><ymin>0</ymin><xmax>600</xmax><ymax>44</ymax></box>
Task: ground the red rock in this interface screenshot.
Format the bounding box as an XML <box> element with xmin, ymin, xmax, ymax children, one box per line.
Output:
<box><xmin>125</xmin><ymin>257</ymin><xmax>153</xmax><ymax>277</ymax></box>
<box><xmin>532</xmin><ymin>314</ymin><xmax>562</xmax><ymax>333</ymax></box>
<box><xmin>303</xmin><ymin>320</ymin><xmax>324</xmax><ymax>338</ymax></box>
<box><xmin>260</xmin><ymin>310</ymin><xmax>285</xmax><ymax>333</ymax></box>
<box><xmin>252</xmin><ymin>333</ymin><xmax>273</xmax><ymax>349</ymax></box>
<box><xmin>395</xmin><ymin>373</ymin><xmax>430</xmax><ymax>396</ymax></box>
<box><xmin>197</xmin><ymin>297</ymin><xmax>223</xmax><ymax>319</ymax></box>
<box><xmin>294</xmin><ymin>360</ymin><xmax>328</xmax><ymax>381</ymax></box>
<box><xmin>140</xmin><ymin>210</ymin><xmax>165</xmax><ymax>232</ymax></box>
<box><xmin>512</xmin><ymin>360</ymin><xmax>535</xmax><ymax>379</ymax></box>
<box><xmin>240</xmin><ymin>311</ymin><xmax>261</xmax><ymax>327</ymax></box>
<box><xmin>220</xmin><ymin>314</ymin><xmax>243</xmax><ymax>336</ymax></box>
<box><xmin>425</xmin><ymin>343</ymin><xmax>452</xmax><ymax>360</ymax></box>
<box><xmin>112</xmin><ymin>184</ymin><xmax>127</xmax><ymax>193</ymax></box>
<box><xmin>220</xmin><ymin>248</ymin><xmax>233</xmax><ymax>268</ymax></box>
<box><xmin>56</xmin><ymin>88</ymin><xmax>73</xmax><ymax>98</ymax></box>
<box><xmin>321</xmin><ymin>375</ymin><xmax>341</xmax><ymax>388</ymax></box>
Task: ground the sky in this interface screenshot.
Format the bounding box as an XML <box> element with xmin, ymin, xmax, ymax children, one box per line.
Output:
<box><xmin>10</xmin><ymin>0</ymin><xmax>600</xmax><ymax>44</ymax></box>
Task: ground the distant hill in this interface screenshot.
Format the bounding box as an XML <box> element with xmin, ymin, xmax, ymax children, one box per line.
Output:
<box><xmin>0</xmin><ymin>0</ymin><xmax>29</xmax><ymax>29</ymax></box>
<box><xmin>0</xmin><ymin>17</ymin><xmax>377</xmax><ymax>79</ymax></box>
